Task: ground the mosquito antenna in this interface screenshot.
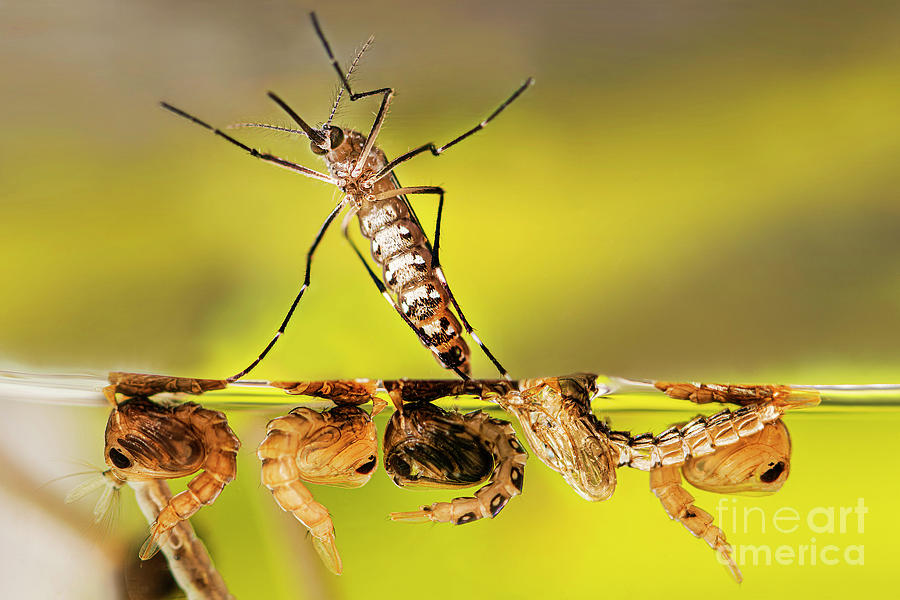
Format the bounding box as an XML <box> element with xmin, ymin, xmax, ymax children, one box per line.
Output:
<box><xmin>228</xmin><ymin>122</ymin><xmax>310</xmax><ymax>136</ymax></box>
<box><xmin>327</xmin><ymin>34</ymin><xmax>375</xmax><ymax>128</ymax></box>
<box><xmin>266</xmin><ymin>92</ymin><xmax>327</xmax><ymax>146</ymax></box>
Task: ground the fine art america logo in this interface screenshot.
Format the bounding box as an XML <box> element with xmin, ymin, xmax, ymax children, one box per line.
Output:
<box><xmin>717</xmin><ymin>498</ymin><xmax>867</xmax><ymax>567</ymax></box>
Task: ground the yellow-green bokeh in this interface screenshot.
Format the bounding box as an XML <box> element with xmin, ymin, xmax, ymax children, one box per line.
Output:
<box><xmin>2</xmin><ymin>1</ymin><xmax>899</xmax><ymax>598</ymax></box>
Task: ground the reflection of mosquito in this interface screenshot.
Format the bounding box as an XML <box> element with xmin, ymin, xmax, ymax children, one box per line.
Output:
<box><xmin>160</xmin><ymin>12</ymin><xmax>532</xmax><ymax>382</ymax></box>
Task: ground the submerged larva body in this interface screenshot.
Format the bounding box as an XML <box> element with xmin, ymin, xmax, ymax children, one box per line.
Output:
<box><xmin>625</xmin><ymin>381</ymin><xmax>818</xmax><ymax>583</ymax></box>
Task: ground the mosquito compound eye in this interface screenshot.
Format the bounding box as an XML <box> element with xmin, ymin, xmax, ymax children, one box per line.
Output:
<box><xmin>109</xmin><ymin>447</ymin><xmax>132</xmax><ymax>469</ymax></box>
<box><xmin>310</xmin><ymin>140</ymin><xmax>328</xmax><ymax>155</ymax></box>
<box><xmin>328</xmin><ymin>126</ymin><xmax>344</xmax><ymax>149</ymax></box>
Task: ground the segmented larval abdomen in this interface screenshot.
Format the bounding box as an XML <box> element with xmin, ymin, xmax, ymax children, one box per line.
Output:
<box><xmin>356</xmin><ymin>198</ymin><xmax>470</xmax><ymax>374</ymax></box>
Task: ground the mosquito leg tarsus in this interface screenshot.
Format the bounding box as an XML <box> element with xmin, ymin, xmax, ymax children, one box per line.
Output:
<box><xmin>368</xmin><ymin>77</ymin><xmax>534</xmax><ymax>184</ymax></box>
<box><xmin>227</xmin><ymin>200</ymin><xmax>346</xmax><ymax>382</ymax></box>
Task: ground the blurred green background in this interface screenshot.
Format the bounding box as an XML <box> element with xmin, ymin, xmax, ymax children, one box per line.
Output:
<box><xmin>1</xmin><ymin>0</ymin><xmax>899</xmax><ymax>598</ymax></box>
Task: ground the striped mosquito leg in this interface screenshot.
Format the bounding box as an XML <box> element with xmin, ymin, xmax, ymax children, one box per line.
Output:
<box><xmin>159</xmin><ymin>102</ymin><xmax>334</xmax><ymax>184</ymax></box>
<box><xmin>391</xmin><ymin>413</ymin><xmax>526</xmax><ymax>524</ymax></box>
<box><xmin>434</xmin><ymin>263</ymin><xmax>510</xmax><ymax>380</ymax></box>
<box><xmin>309</xmin><ymin>12</ymin><xmax>393</xmax><ymax>177</ymax></box>
<box><xmin>367</xmin><ymin>77</ymin><xmax>535</xmax><ymax>184</ymax></box>
<box><xmin>227</xmin><ymin>199</ymin><xmax>346</xmax><ymax>382</ymax></box>
<box><xmin>427</xmin><ymin>189</ymin><xmax>510</xmax><ymax>380</ymax></box>
<box><xmin>650</xmin><ymin>465</ymin><xmax>742</xmax><ymax>582</ymax></box>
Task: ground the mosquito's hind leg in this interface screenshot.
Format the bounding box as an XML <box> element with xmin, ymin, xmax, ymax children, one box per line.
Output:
<box><xmin>368</xmin><ymin>78</ymin><xmax>534</xmax><ymax>184</ymax></box>
<box><xmin>338</xmin><ymin>211</ymin><xmax>470</xmax><ymax>381</ymax></box>
<box><xmin>313</xmin><ymin>11</ymin><xmax>531</xmax><ymax>183</ymax></box>
<box><xmin>226</xmin><ymin>200</ymin><xmax>346</xmax><ymax>382</ymax></box>
<box><xmin>370</xmin><ymin>186</ymin><xmax>512</xmax><ymax>380</ymax></box>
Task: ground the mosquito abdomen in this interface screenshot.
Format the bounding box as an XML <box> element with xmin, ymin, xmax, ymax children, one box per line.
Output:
<box><xmin>357</xmin><ymin>197</ymin><xmax>410</xmax><ymax>238</ymax></box>
<box><xmin>355</xmin><ymin>194</ymin><xmax>470</xmax><ymax>374</ymax></box>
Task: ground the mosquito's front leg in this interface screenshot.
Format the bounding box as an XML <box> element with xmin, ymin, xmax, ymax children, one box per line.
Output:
<box><xmin>310</xmin><ymin>12</ymin><xmax>393</xmax><ymax>176</ymax></box>
<box><xmin>367</xmin><ymin>77</ymin><xmax>534</xmax><ymax>183</ymax></box>
<box><xmin>159</xmin><ymin>103</ymin><xmax>335</xmax><ymax>184</ymax></box>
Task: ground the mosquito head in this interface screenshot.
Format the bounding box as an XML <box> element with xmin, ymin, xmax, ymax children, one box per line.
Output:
<box><xmin>265</xmin><ymin>91</ymin><xmax>346</xmax><ymax>155</ymax></box>
<box><xmin>310</xmin><ymin>125</ymin><xmax>345</xmax><ymax>155</ymax></box>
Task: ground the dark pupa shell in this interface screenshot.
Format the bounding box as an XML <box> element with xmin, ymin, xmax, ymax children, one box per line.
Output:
<box><xmin>383</xmin><ymin>403</ymin><xmax>494</xmax><ymax>489</ymax></box>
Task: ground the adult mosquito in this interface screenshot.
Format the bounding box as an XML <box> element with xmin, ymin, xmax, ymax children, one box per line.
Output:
<box><xmin>160</xmin><ymin>13</ymin><xmax>532</xmax><ymax>382</ymax></box>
